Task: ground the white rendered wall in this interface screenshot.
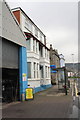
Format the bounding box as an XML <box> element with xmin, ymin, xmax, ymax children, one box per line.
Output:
<box><xmin>28</xmin><ymin>80</ymin><xmax>40</xmax><ymax>88</ymax></box>
<box><xmin>21</xmin><ymin>12</ymin><xmax>51</xmax><ymax>89</ymax></box>
<box><xmin>21</xmin><ymin>12</ymin><xmax>45</xmax><ymax>45</ymax></box>
<box><xmin>26</xmin><ymin>39</ymin><xmax>51</xmax><ymax>88</ymax></box>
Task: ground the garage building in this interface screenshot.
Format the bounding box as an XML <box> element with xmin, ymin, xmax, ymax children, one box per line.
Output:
<box><xmin>0</xmin><ymin>0</ymin><xmax>28</xmax><ymax>102</ymax></box>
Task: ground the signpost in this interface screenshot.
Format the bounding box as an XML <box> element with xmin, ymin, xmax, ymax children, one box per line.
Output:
<box><xmin>50</xmin><ymin>65</ymin><xmax>57</xmax><ymax>73</ymax></box>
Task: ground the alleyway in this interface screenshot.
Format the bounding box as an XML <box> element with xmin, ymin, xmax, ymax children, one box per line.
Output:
<box><xmin>2</xmin><ymin>85</ymin><xmax>73</xmax><ymax>118</ymax></box>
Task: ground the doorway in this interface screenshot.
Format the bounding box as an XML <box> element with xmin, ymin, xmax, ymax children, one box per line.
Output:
<box><xmin>2</xmin><ymin>68</ymin><xmax>19</xmax><ymax>103</ymax></box>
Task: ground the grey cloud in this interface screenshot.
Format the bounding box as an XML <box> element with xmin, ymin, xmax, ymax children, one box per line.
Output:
<box><xmin>7</xmin><ymin>1</ymin><xmax>78</xmax><ymax>63</ymax></box>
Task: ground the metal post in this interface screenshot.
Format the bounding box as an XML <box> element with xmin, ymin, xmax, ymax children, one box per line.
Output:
<box><xmin>71</xmin><ymin>54</ymin><xmax>74</xmax><ymax>74</ymax></box>
<box><xmin>64</xmin><ymin>68</ymin><xmax>67</xmax><ymax>95</ymax></box>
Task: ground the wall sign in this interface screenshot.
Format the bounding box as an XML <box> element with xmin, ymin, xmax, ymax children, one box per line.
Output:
<box><xmin>22</xmin><ymin>73</ymin><xmax>27</xmax><ymax>81</ymax></box>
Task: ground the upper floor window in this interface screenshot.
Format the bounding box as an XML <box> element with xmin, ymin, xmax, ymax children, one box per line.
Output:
<box><xmin>25</xmin><ymin>19</ymin><xmax>32</xmax><ymax>32</ymax></box>
<box><xmin>45</xmin><ymin>49</ymin><xmax>46</xmax><ymax>58</ymax></box>
<box><xmin>36</xmin><ymin>41</ymin><xmax>38</xmax><ymax>53</ymax></box>
<box><xmin>47</xmin><ymin>50</ymin><xmax>48</xmax><ymax>59</ymax></box>
<box><xmin>25</xmin><ymin>20</ymin><xmax>29</xmax><ymax>30</ymax></box>
<box><xmin>29</xmin><ymin>22</ymin><xmax>32</xmax><ymax>32</ymax></box>
<box><xmin>35</xmin><ymin>27</ymin><xmax>38</xmax><ymax>37</ymax></box>
<box><xmin>26</xmin><ymin>39</ymin><xmax>30</xmax><ymax>50</ymax></box>
<box><xmin>33</xmin><ymin>40</ymin><xmax>35</xmax><ymax>52</ymax></box>
<box><xmin>39</xmin><ymin>45</ymin><xmax>43</xmax><ymax>57</ymax></box>
<box><xmin>40</xmin><ymin>33</ymin><xmax>42</xmax><ymax>42</ymax></box>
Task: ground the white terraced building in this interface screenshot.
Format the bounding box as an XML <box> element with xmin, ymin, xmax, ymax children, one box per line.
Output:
<box><xmin>12</xmin><ymin>7</ymin><xmax>51</xmax><ymax>92</ymax></box>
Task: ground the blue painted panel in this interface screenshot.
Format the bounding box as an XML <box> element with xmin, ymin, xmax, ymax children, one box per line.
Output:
<box><xmin>19</xmin><ymin>46</ymin><xmax>28</xmax><ymax>100</ymax></box>
<box><xmin>34</xmin><ymin>84</ymin><xmax>52</xmax><ymax>93</ymax></box>
<box><xmin>51</xmin><ymin>71</ymin><xmax>57</xmax><ymax>73</ymax></box>
<box><xmin>50</xmin><ymin>65</ymin><xmax>57</xmax><ymax>73</ymax></box>
<box><xmin>50</xmin><ymin>65</ymin><xmax>56</xmax><ymax>68</ymax></box>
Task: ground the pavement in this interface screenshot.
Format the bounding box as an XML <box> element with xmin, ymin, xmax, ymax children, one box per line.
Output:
<box><xmin>2</xmin><ymin>85</ymin><xmax>73</xmax><ymax>119</ymax></box>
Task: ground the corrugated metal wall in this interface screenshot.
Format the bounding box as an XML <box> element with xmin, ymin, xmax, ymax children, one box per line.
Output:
<box><xmin>2</xmin><ymin>37</ymin><xmax>19</xmax><ymax>69</ymax></box>
<box><xmin>0</xmin><ymin>37</ymin><xmax>2</xmax><ymax>68</ymax></box>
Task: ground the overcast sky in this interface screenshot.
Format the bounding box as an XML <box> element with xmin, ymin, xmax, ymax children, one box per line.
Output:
<box><xmin>7</xmin><ymin>0</ymin><xmax>78</xmax><ymax>63</ymax></box>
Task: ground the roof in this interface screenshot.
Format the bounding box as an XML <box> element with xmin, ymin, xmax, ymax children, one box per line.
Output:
<box><xmin>5</xmin><ymin>2</ymin><xmax>26</xmax><ymax>39</ymax></box>
<box><xmin>2</xmin><ymin>0</ymin><xmax>27</xmax><ymax>47</ymax></box>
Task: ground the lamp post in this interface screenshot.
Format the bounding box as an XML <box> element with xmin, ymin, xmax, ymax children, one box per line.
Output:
<box><xmin>71</xmin><ymin>54</ymin><xmax>75</xmax><ymax>96</ymax></box>
<box><xmin>71</xmin><ymin>54</ymin><xmax>74</xmax><ymax>75</ymax></box>
<box><xmin>71</xmin><ymin>54</ymin><xmax>75</xmax><ymax>80</ymax></box>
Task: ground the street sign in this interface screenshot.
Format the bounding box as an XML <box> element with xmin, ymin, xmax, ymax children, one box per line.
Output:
<box><xmin>50</xmin><ymin>65</ymin><xmax>57</xmax><ymax>73</ymax></box>
<box><xmin>26</xmin><ymin>88</ymin><xmax>34</xmax><ymax>100</ymax></box>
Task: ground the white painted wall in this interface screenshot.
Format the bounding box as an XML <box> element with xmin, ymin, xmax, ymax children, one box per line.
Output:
<box><xmin>20</xmin><ymin>10</ymin><xmax>51</xmax><ymax>89</ymax></box>
<box><xmin>21</xmin><ymin>12</ymin><xmax>45</xmax><ymax>45</ymax></box>
<box><xmin>11</xmin><ymin>7</ymin><xmax>51</xmax><ymax>89</ymax></box>
<box><xmin>26</xmin><ymin>37</ymin><xmax>51</xmax><ymax>88</ymax></box>
<box><xmin>28</xmin><ymin>80</ymin><xmax>40</xmax><ymax>88</ymax></box>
